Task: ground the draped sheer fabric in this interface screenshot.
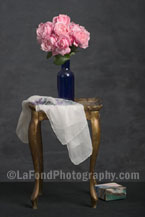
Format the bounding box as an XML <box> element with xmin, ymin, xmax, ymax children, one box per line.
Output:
<box><xmin>16</xmin><ymin>96</ymin><xmax>92</xmax><ymax>165</ymax></box>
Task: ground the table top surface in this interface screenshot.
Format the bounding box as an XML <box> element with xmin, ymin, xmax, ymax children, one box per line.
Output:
<box><xmin>75</xmin><ymin>98</ymin><xmax>102</xmax><ymax>111</ymax></box>
<box><xmin>29</xmin><ymin>97</ymin><xmax>103</xmax><ymax>112</ymax></box>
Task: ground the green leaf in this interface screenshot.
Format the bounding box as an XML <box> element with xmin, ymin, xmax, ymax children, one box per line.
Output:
<box><xmin>70</xmin><ymin>52</ymin><xmax>75</xmax><ymax>56</ymax></box>
<box><xmin>53</xmin><ymin>54</ymin><xmax>70</xmax><ymax>65</ymax></box>
<box><xmin>70</xmin><ymin>45</ymin><xmax>78</xmax><ymax>52</ymax></box>
<box><xmin>46</xmin><ymin>52</ymin><xmax>52</xmax><ymax>59</ymax></box>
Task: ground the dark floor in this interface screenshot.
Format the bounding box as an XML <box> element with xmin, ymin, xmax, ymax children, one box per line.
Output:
<box><xmin>0</xmin><ymin>182</ymin><xmax>145</xmax><ymax>217</ymax></box>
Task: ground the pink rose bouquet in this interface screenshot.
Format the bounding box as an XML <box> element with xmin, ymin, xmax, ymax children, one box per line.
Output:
<box><xmin>36</xmin><ymin>14</ymin><xmax>90</xmax><ymax>65</ymax></box>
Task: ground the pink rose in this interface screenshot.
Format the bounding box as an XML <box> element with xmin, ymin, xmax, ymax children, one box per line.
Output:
<box><xmin>53</xmin><ymin>35</ymin><xmax>71</xmax><ymax>56</ymax></box>
<box><xmin>54</xmin><ymin>22</ymin><xmax>70</xmax><ymax>36</ymax></box>
<box><xmin>41</xmin><ymin>34</ymin><xmax>57</xmax><ymax>52</ymax></box>
<box><xmin>49</xmin><ymin>34</ymin><xmax>58</xmax><ymax>47</ymax></box>
<box><xmin>36</xmin><ymin>22</ymin><xmax>53</xmax><ymax>43</ymax></box>
<box><xmin>53</xmin><ymin>14</ymin><xmax>70</xmax><ymax>26</ymax></box>
<box><xmin>70</xmin><ymin>22</ymin><xmax>90</xmax><ymax>48</ymax></box>
<box><xmin>70</xmin><ymin>22</ymin><xmax>81</xmax><ymax>32</ymax></box>
<box><xmin>41</xmin><ymin>40</ymin><xmax>52</xmax><ymax>52</ymax></box>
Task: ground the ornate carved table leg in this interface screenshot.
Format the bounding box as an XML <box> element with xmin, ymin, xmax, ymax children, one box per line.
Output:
<box><xmin>28</xmin><ymin>110</ymin><xmax>43</xmax><ymax>209</ymax></box>
<box><xmin>89</xmin><ymin>111</ymin><xmax>101</xmax><ymax>208</ymax></box>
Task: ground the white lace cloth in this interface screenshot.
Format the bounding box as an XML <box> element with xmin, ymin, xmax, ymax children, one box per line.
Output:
<box><xmin>16</xmin><ymin>96</ymin><xmax>92</xmax><ymax>165</ymax></box>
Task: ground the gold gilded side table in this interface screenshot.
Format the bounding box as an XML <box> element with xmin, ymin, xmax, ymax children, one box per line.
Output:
<box><xmin>28</xmin><ymin>98</ymin><xmax>103</xmax><ymax>209</ymax></box>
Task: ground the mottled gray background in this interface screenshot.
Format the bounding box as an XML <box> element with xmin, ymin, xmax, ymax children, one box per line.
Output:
<box><xmin>0</xmin><ymin>0</ymin><xmax>145</xmax><ymax>182</ymax></box>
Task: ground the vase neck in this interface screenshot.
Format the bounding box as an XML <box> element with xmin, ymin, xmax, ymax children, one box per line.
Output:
<box><xmin>61</xmin><ymin>60</ymin><xmax>70</xmax><ymax>70</ymax></box>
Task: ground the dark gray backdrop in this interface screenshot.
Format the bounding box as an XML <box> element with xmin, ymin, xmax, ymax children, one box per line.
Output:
<box><xmin>0</xmin><ymin>0</ymin><xmax>145</xmax><ymax>181</ymax></box>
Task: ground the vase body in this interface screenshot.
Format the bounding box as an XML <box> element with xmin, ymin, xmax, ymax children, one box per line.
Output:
<box><xmin>57</xmin><ymin>60</ymin><xmax>74</xmax><ymax>101</ymax></box>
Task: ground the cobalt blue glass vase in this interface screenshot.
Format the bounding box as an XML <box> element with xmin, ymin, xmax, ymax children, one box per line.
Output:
<box><xmin>57</xmin><ymin>60</ymin><xmax>74</xmax><ymax>101</ymax></box>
